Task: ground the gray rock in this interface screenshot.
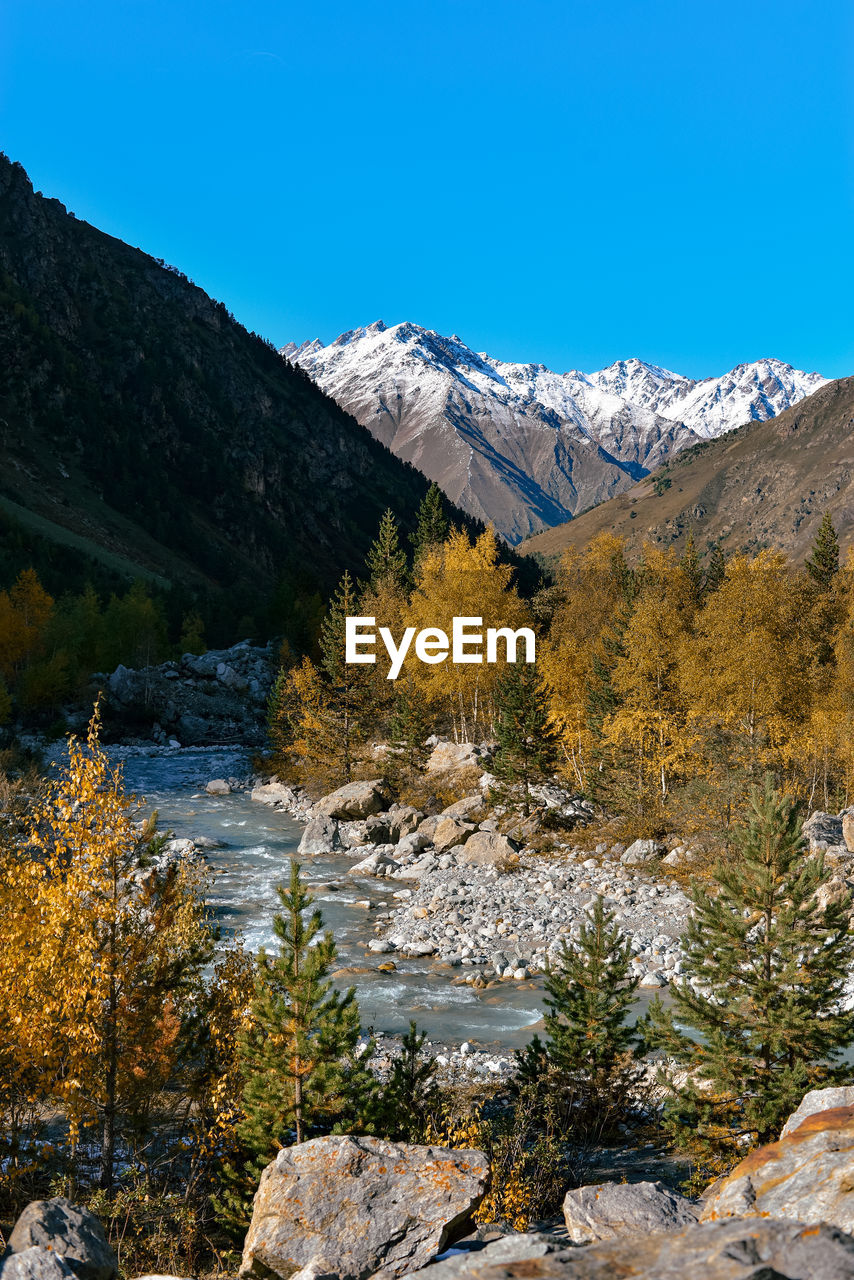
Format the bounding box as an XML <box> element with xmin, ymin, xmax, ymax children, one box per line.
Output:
<box><xmin>563</xmin><ymin>1179</ymin><xmax>698</xmax><ymax>1244</ymax></box>
<box><xmin>410</xmin><ymin>1219</ymin><xmax>854</xmax><ymax>1280</ymax></box>
<box><xmin>298</xmin><ymin>816</ymin><xmax>340</xmax><ymax>855</ymax></box>
<box><xmin>460</xmin><ymin>831</ymin><xmax>519</xmax><ymax>867</ymax></box>
<box><xmin>0</xmin><ymin>1248</ymin><xmax>77</xmax><ymax>1280</ymax></box>
<box><xmin>782</xmin><ymin>1087</ymin><xmax>854</xmax><ymax>1137</ymax></box>
<box><xmin>315</xmin><ymin>780</ymin><xmax>390</xmax><ymax>820</ymax></box>
<box><xmin>4</xmin><ymin>1199</ymin><xmax>116</xmax><ymax>1280</ymax></box>
<box><xmin>426</xmin><ymin>742</ymin><xmax>482</xmax><ymax>774</ymax></box>
<box><xmin>440</xmin><ymin>796</ymin><xmax>483</xmax><ymax>820</ymax></box>
<box><xmin>250</xmin><ymin>780</ymin><xmax>296</xmax><ymax>807</ymax></box>
<box><xmin>803</xmin><ymin>810</ymin><xmax>845</xmax><ymax>852</ymax></box>
<box><xmin>621</xmin><ymin>839</ymin><xmax>662</xmax><ymax>866</ymax></box>
<box><xmin>238</xmin><ymin>1135</ymin><xmax>489</xmax><ymax>1280</ymax></box>
<box><xmin>205</xmin><ymin>778</ymin><xmax>231</xmax><ymax>795</ymax></box>
<box><xmin>433</xmin><ymin>817</ymin><xmax>475</xmax><ymax>853</ymax></box>
<box><xmin>701</xmin><ymin>1105</ymin><xmax>854</xmax><ymax>1232</ymax></box>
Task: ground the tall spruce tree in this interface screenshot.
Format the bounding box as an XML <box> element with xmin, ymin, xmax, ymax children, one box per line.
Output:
<box><xmin>366</xmin><ymin>509</ymin><xmax>409</xmax><ymax>591</ymax></box>
<box><xmin>517</xmin><ymin>896</ymin><xmax>642</xmax><ymax>1138</ymax></box>
<box><xmin>412</xmin><ymin>483</ymin><xmax>449</xmax><ymax>561</ymax></box>
<box><xmin>807</xmin><ymin>512</ymin><xmax>840</xmax><ymax>591</ymax></box>
<box><xmin>680</xmin><ymin>530</ymin><xmax>703</xmax><ymax>607</ymax></box>
<box><xmin>644</xmin><ymin>779</ymin><xmax>854</xmax><ymax>1166</ymax></box>
<box><xmin>492</xmin><ymin>663</ymin><xmax>558</xmax><ymax>815</ymax></box>
<box><xmin>318</xmin><ymin>570</ymin><xmax>373</xmax><ymax>782</ymax></box>
<box><xmin>217</xmin><ymin>862</ymin><xmax>371</xmax><ymax>1232</ymax></box>
<box><xmin>386</xmin><ymin>678</ymin><xmax>431</xmax><ymax>778</ymax></box>
<box><xmin>703</xmin><ymin>543</ymin><xmax>727</xmax><ymax>596</ymax></box>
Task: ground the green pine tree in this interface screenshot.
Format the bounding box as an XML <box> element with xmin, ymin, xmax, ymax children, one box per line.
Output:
<box><xmin>412</xmin><ymin>483</ymin><xmax>449</xmax><ymax>561</ymax></box>
<box><xmin>703</xmin><ymin>543</ymin><xmax>727</xmax><ymax>597</ymax></box>
<box><xmin>366</xmin><ymin>509</ymin><xmax>409</xmax><ymax>591</ymax></box>
<box><xmin>369</xmin><ymin>1021</ymin><xmax>440</xmax><ymax>1142</ymax></box>
<box><xmin>492</xmin><ymin>663</ymin><xmax>558</xmax><ymax>815</ymax></box>
<box><xmin>319</xmin><ymin>570</ymin><xmax>374</xmax><ymax>782</ymax></box>
<box><xmin>807</xmin><ymin>512</ymin><xmax>840</xmax><ymax>591</ymax></box>
<box><xmin>517</xmin><ymin>896</ymin><xmax>642</xmax><ymax>1140</ymax></box>
<box><xmin>680</xmin><ymin>530</ymin><xmax>703</xmax><ymax>607</ymax></box>
<box><xmin>644</xmin><ymin>779</ymin><xmax>854</xmax><ymax>1172</ymax></box>
<box><xmin>386</xmin><ymin>678</ymin><xmax>431</xmax><ymax>779</ymax></box>
<box><xmin>217</xmin><ymin>861</ymin><xmax>371</xmax><ymax>1233</ymax></box>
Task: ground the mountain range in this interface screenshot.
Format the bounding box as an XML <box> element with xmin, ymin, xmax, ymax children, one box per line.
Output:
<box><xmin>524</xmin><ymin>375</ymin><xmax>854</xmax><ymax>563</ymax></box>
<box><xmin>285</xmin><ymin>322</ymin><xmax>826</xmax><ymax>543</ymax></box>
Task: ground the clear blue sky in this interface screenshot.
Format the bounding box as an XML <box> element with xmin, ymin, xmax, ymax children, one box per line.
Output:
<box><xmin>2</xmin><ymin>0</ymin><xmax>852</xmax><ymax>378</ymax></box>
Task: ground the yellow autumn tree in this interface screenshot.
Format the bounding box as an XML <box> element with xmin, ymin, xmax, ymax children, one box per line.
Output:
<box><xmin>601</xmin><ymin>548</ymin><xmax>698</xmax><ymax>823</ymax></box>
<box><xmin>0</xmin><ymin>706</ymin><xmax>213</xmax><ymax>1193</ymax></box>
<box><xmin>539</xmin><ymin>535</ymin><xmax>634</xmax><ymax>790</ymax></box>
<box><xmin>404</xmin><ymin>526</ymin><xmax>531</xmax><ymax>741</ymax></box>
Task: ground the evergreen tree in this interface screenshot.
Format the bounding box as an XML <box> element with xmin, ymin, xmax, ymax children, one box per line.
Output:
<box><xmin>412</xmin><ymin>483</ymin><xmax>449</xmax><ymax>561</ymax></box>
<box><xmin>366</xmin><ymin>509</ymin><xmax>409</xmax><ymax>592</ymax></box>
<box><xmin>644</xmin><ymin>779</ymin><xmax>854</xmax><ymax>1169</ymax></box>
<box><xmin>317</xmin><ymin>571</ymin><xmax>373</xmax><ymax>782</ymax></box>
<box><xmin>807</xmin><ymin>512</ymin><xmax>840</xmax><ymax>591</ymax></box>
<box><xmin>218</xmin><ymin>861</ymin><xmax>370</xmax><ymax>1232</ymax></box>
<box><xmin>680</xmin><ymin>530</ymin><xmax>703</xmax><ymax>607</ymax></box>
<box><xmin>517</xmin><ymin>896</ymin><xmax>642</xmax><ymax>1139</ymax></box>
<box><xmin>386</xmin><ymin>678</ymin><xmax>431</xmax><ymax>778</ymax></box>
<box><xmin>703</xmin><ymin>543</ymin><xmax>727</xmax><ymax>597</ymax></box>
<box><xmin>370</xmin><ymin>1021</ymin><xmax>440</xmax><ymax>1142</ymax></box>
<box><xmin>492</xmin><ymin>663</ymin><xmax>558</xmax><ymax>815</ymax></box>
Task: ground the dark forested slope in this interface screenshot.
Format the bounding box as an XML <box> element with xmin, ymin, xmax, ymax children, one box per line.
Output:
<box><xmin>0</xmin><ymin>155</ymin><xmax>453</xmax><ymax>637</ymax></box>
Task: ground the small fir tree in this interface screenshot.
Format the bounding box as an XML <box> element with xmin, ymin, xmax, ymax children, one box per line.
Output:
<box><xmin>412</xmin><ymin>483</ymin><xmax>449</xmax><ymax>561</ymax></box>
<box><xmin>703</xmin><ymin>543</ymin><xmax>727</xmax><ymax>596</ymax></box>
<box><xmin>517</xmin><ymin>896</ymin><xmax>642</xmax><ymax>1140</ymax></box>
<box><xmin>370</xmin><ymin>1021</ymin><xmax>440</xmax><ymax>1142</ymax></box>
<box><xmin>644</xmin><ymin>779</ymin><xmax>854</xmax><ymax>1173</ymax></box>
<box><xmin>314</xmin><ymin>571</ymin><xmax>374</xmax><ymax>783</ymax></box>
<box><xmin>366</xmin><ymin>509</ymin><xmax>409</xmax><ymax>592</ymax></box>
<box><xmin>807</xmin><ymin>512</ymin><xmax>840</xmax><ymax>591</ymax></box>
<box><xmin>217</xmin><ymin>862</ymin><xmax>370</xmax><ymax>1232</ymax></box>
<box><xmin>386</xmin><ymin>678</ymin><xmax>431</xmax><ymax>778</ymax></box>
<box><xmin>492</xmin><ymin>663</ymin><xmax>558</xmax><ymax>815</ymax></box>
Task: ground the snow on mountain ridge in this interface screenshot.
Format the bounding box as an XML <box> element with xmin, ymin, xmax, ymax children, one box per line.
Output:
<box><xmin>283</xmin><ymin>322</ymin><xmax>827</xmax><ymax>542</ymax></box>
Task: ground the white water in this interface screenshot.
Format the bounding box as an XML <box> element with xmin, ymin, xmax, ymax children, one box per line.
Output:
<box><xmin>115</xmin><ymin>747</ymin><xmax>549</xmax><ymax>1048</ymax></box>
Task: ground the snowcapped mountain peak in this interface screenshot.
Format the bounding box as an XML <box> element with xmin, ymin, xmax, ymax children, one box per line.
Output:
<box><xmin>281</xmin><ymin>323</ymin><xmax>829</xmax><ymax>542</ymax></box>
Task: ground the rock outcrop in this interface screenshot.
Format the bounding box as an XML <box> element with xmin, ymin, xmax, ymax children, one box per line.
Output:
<box><xmin>239</xmin><ymin>1135</ymin><xmax>489</xmax><ymax>1280</ymax></box>
<box><xmin>562</xmin><ymin>1180</ymin><xmax>698</xmax><ymax>1244</ymax></box>
<box><xmin>315</xmin><ymin>780</ymin><xmax>391</xmax><ymax>820</ymax></box>
<box><xmin>782</xmin><ymin>1087</ymin><xmax>854</xmax><ymax>1137</ymax></box>
<box><xmin>409</xmin><ymin>1219</ymin><xmax>854</xmax><ymax>1280</ymax></box>
<box><xmin>701</xmin><ymin>1105</ymin><xmax>854</xmax><ymax>1232</ymax></box>
<box><xmin>2</xmin><ymin>1199</ymin><xmax>116</xmax><ymax>1280</ymax></box>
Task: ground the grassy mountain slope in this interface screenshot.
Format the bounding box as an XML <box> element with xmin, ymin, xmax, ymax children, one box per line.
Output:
<box><xmin>523</xmin><ymin>376</ymin><xmax>854</xmax><ymax>563</ymax></box>
<box><xmin>0</xmin><ymin>155</ymin><xmax>461</xmax><ymax>637</ymax></box>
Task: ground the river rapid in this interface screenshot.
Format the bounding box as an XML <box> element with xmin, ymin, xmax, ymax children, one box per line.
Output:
<box><xmin>114</xmin><ymin>746</ymin><xmax>556</xmax><ymax>1050</ymax></box>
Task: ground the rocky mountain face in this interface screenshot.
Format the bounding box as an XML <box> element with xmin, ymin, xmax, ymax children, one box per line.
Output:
<box><xmin>524</xmin><ymin>376</ymin><xmax>854</xmax><ymax>563</ymax></box>
<box><xmin>285</xmin><ymin>322</ymin><xmax>825</xmax><ymax>543</ymax></box>
<box><xmin>0</xmin><ymin>159</ymin><xmax>446</xmax><ymax>636</ymax></box>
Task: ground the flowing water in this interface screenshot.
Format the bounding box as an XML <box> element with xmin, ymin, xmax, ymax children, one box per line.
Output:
<box><xmin>115</xmin><ymin>746</ymin><xmax>554</xmax><ymax>1050</ymax></box>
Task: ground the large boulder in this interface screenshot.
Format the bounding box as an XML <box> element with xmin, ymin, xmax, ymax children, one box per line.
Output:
<box><xmin>621</xmin><ymin>839</ymin><xmax>662</xmax><ymax>866</ymax></box>
<box><xmin>562</xmin><ymin>1180</ymin><xmax>699</xmax><ymax>1244</ymax></box>
<box><xmin>425</xmin><ymin>743</ymin><xmax>482</xmax><ymax>775</ymax></box>
<box><xmin>251</xmin><ymin>781</ymin><xmax>296</xmax><ymax>807</ymax></box>
<box><xmin>3</xmin><ymin>1199</ymin><xmax>116</xmax><ymax>1280</ymax></box>
<box><xmin>782</xmin><ymin>1087</ymin><xmax>854</xmax><ymax>1137</ymax></box>
<box><xmin>701</xmin><ymin>1105</ymin><xmax>854</xmax><ymax>1232</ymax></box>
<box><xmin>844</xmin><ymin>812</ymin><xmax>854</xmax><ymax>853</ymax></box>
<box><xmin>239</xmin><ymin>1135</ymin><xmax>489</xmax><ymax>1280</ymax></box>
<box><xmin>432</xmin><ymin>817</ymin><xmax>475</xmax><ymax>853</ymax></box>
<box><xmin>0</xmin><ymin>1250</ymin><xmax>76</xmax><ymax>1280</ymax></box>
<box><xmin>298</xmin><ymin>816</ymin><xmax>340</xmax><ymax>855</ymax></box>
<box><xmin>206</xmin><ymin>778</ymin><xmax>231</xmax><ymax>795</ymax></box>
<box><xmin>440</xmin><ymin>796</ymin><xmax>483</xmax><ymax>820</ymax></box>
<box><xmin>802</xmin><ymin>810</ymin><xmax>845</xmax><ymax>852</ymax></box>
<box><xmin>315</xmin><ymin>781</ymin><xmax>390</xmax><ymax>820</ymax></box>
<box><xmin>408</xmin><ymin>1218</ymin><xmax>854</xmax><ymax>1280</ymax></box>
<box><xmin>459</xmin><ymin>831</ymin><xmax>519</xmax><ymax>867</ymax></box>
